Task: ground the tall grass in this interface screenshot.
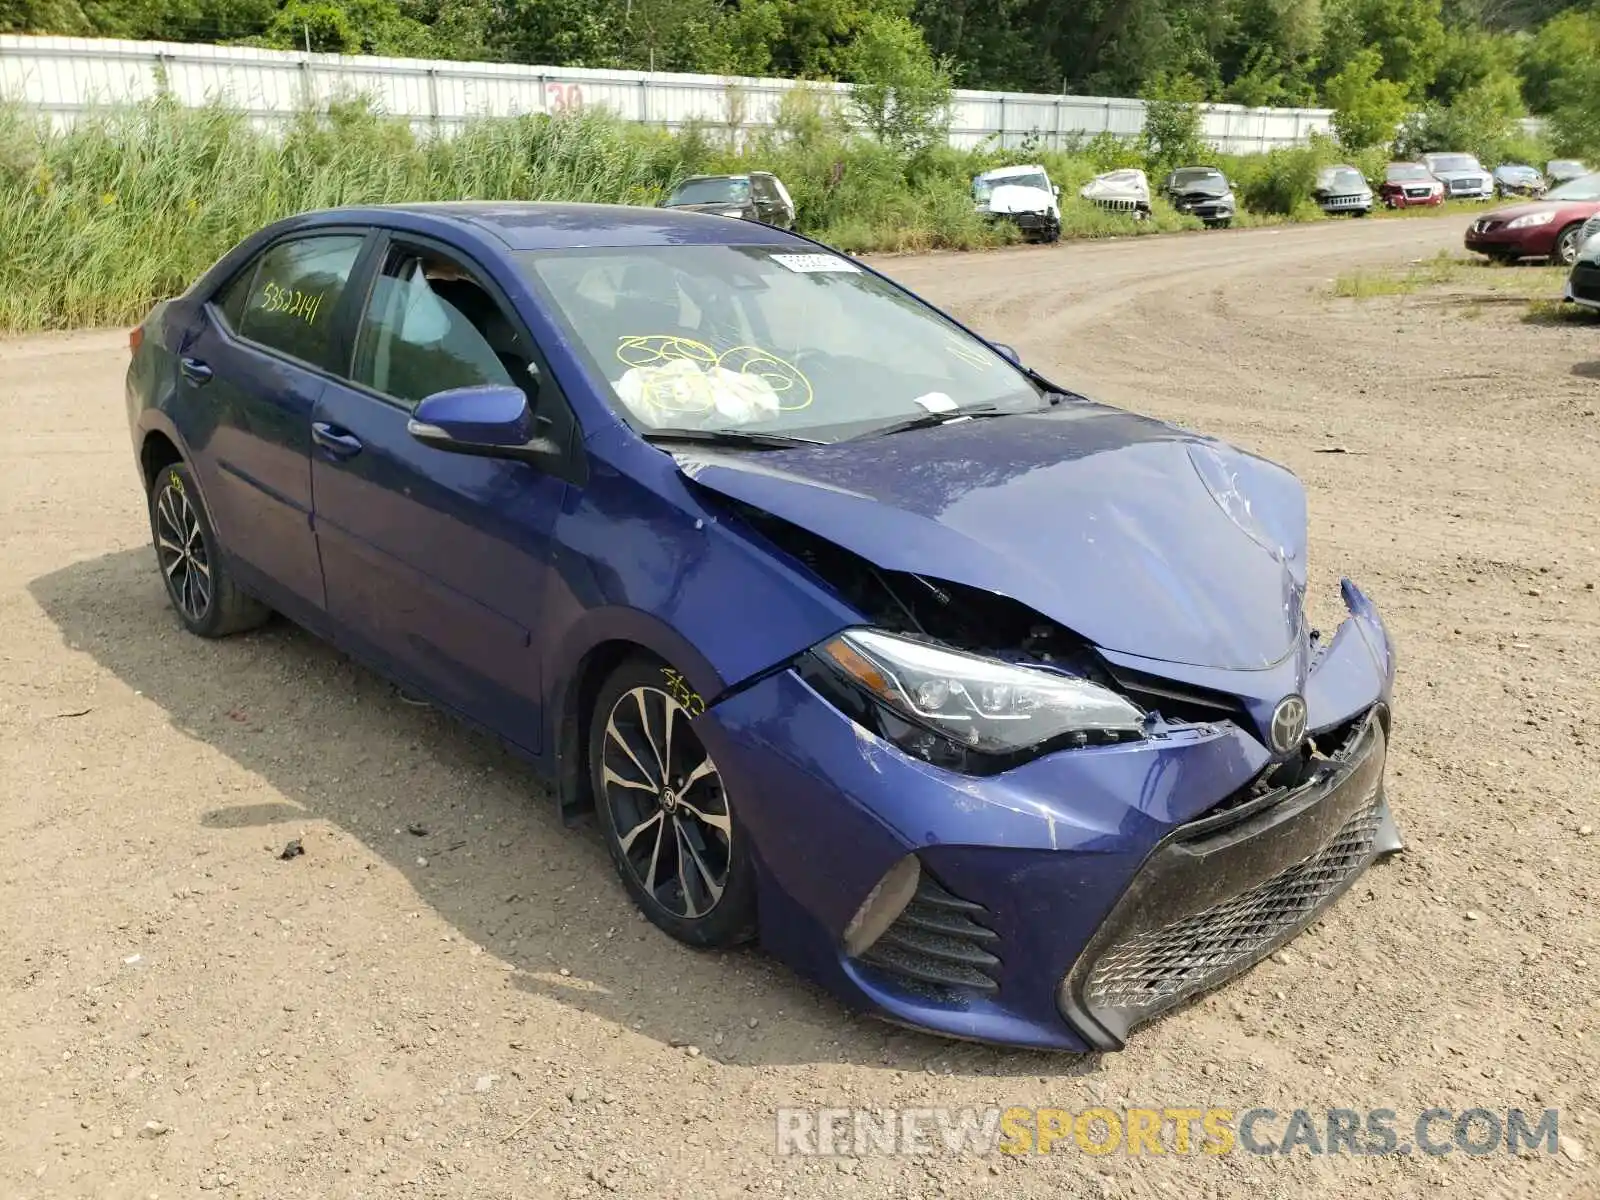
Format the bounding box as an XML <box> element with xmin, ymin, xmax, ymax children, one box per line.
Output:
<box><xmin>0</xmin><ymin>96</ymin><xmax>1453</xmax><ymax>332</ymax></box>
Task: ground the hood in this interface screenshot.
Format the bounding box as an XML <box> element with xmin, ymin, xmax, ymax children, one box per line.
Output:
<box><xmin>1485</xmin><ymin>200</ymin><xmax>1563</xmax><ymax>223</ymax></box>
<box><xmin>1171</xmin><ymin>179</ymin><xmax>1230</xmax><ymax>199</ymax></box>
<box><xmin>982</xmin><ymin>183</ymin><xmax>1054</xmax><ymax>215</ymax></box>
<box><xmin>1081</xmin><ymin>170</ymin><xmax>1151</xmax><ymax>204</ymax></box>
<box><xmin>678</xmin><ymin>403</ymin><xmax>1309</xmax><ymax>671</ymax></box>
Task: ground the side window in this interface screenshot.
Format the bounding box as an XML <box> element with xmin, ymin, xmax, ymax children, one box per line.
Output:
<box><xmin>351</xmin><ymin>246</ymin><xmax>526</xmax><ymax>409</ymax></box>
<box><xmin>213</xmin><ymin>263</ymin><xmax>257</xmax><ymax>331</ymax></box>
<box><xmin>234</xmin><ymin>234</ymin><xmax>363</xmax><ymax>367</ymax></box>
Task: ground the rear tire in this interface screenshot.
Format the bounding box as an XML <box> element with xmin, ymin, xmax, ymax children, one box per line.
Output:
<box><xmin>590</xmin><ymin>656</ymin><xmax>757</xmax><ymax>949</ymax></box>
<box><xmin>147</xmin><ymin>462</ymin><xmax>270</xmax><ymax>638</ymax></box>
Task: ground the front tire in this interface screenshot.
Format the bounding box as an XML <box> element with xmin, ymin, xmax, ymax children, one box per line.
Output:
<box><xmin>148</xmin><ymin>462</ymin><xmax>269</xmax><ymax>638</ymax></box>
<box><xmin>1554</xmin><ymin>224</ymin><xmax>1583</xmax><ymax>267</ymax></box>
<box><xmin>590</xmin><ymin>657</ymin><xmax>757</xmax><ymax>949</ymax></box>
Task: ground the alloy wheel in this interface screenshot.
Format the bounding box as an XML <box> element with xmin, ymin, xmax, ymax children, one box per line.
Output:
<box><xmin>600</xmin><ymin>686</ymin><xmax>731</xmax><ymax>920</ymax></box>
<box><xmin>154</xmin><ymin>480</ymin><xmax>211</xmax><ymax>622</ymax></box>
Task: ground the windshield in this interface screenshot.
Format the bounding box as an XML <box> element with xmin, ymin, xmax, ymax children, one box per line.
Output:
<box><xmin>668</xmin><ymin>178</ymin><xmax>750</xmax><ymax>205</ymax></box>
<box><xmin>973</xmin><ymin>171</ymin><xmax>1051</xmax><ymax>199</ymax></box>
<box><xmin>1171</xmin><ymin>168</ymin><xmax>1224</xmax><ymax>186</ymax></box>
<box><xmin>1546</xmin><ymin>172</ymin><xmax>1600</xmax><ymax>201</ymax></box>
<box><xmin>1386</xmin><ymin>164</ymin><xmax>1430</xmax><ymax>181</ymax></box>
<box><xmin>1319</xmin><ymin>167</ymin><xmax>1367</xmax><ymax>190</ymax></box>
<box><xmin>1550</xmin><ymin>161</ymin><xmax>1586</xmax><ymax>175</ymax></box>
<box><xmin>1497</xmin><ymin>165</ymin><xmax>1538</xmax><ymax>179</ymax></box>
<box><xmin>519</xmin><ymin>245</ymin><xmax>1043</xmax><ymax>443</ymax></box>
<box><xmin>1428</xmin><ymin>154</ymin><xmax>1480</xmax><ymax>173</ymax></box>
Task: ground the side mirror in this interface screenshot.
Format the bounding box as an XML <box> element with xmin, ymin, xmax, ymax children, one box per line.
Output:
<box><xmin>1051</xmin><ymin>184</ymin><xmax>1061</xmax><ymax>197</ymax></box>
<box><xmin>991</xmin><ymin>342</ymin><xmax>1022</xmax><ymax>366</ymax></box>
<box><xmin>407</xmin><ymin>385</ymin><xmax>558</xmax><ymax>460</ymax></box>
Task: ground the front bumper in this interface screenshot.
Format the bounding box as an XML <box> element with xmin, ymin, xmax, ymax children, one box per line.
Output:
<box><xmin>1567</xmin><ymin>261</ymin><xmax>1600</xmax><ymax>310</ymax></box>
<box><xmin>1173</xmin><ymin>198</ymin><xmax>1235</xmax><ymax>223</ymax></box>
<box><xmin>1317</xmin><ymin>193</ymin><xmax>1372</xmax><ymax>214</ymax></box>
<box><xmin>1382</xmin><ymin>188</ymin><xmax>1442</xmax><ymax>208</ymax></box>
<box><xmin>697</xmin><ymin>581</ymin><xmax>1399</xmax><ymax>1050</ymax></box>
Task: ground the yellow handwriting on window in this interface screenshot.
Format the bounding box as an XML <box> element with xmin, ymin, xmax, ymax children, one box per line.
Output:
<box><xmin>257</xmin><ymin>280</ymin><xmax>325</xmax><ymax>327</ymax></box>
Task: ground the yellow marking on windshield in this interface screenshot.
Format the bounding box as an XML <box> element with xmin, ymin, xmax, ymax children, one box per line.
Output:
<box><xmin>945</xmin><ymin>338</ymin><xmax>991</xmax><ymax>369</ymax></box>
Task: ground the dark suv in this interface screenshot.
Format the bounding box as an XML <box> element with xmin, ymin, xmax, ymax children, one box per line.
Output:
<box><xmin>660</xmin><ymin>172</ymin><xmax>796</xmax><ymax>229</ymax></box>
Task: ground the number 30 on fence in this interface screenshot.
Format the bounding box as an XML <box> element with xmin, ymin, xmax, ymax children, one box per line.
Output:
<box><xmin>545</xmin><ymin>83</ymin><xmax>583</xmax><ymax>113</ymax></box>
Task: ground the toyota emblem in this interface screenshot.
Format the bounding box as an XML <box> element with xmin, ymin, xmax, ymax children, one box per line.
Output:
<box><xmin>1269</xmin><ymin>695</ymin><xmax>1308</xmax><ymax>755</ymax></box>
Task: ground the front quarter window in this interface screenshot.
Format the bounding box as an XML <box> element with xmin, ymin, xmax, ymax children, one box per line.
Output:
<box><xmin>519</xmin><ymin>245</ymin><xmax>1043</xmax><ymax>443</ymax></box>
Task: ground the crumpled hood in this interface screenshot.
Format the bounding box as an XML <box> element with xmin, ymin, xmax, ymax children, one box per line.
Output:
<box><xmin>982</xmin><ymin>183</ymin><xmax>1055</xmax><ymax>215</ymax></box>
<box><xmin>677</xmin><ymin>403</ymin><xmax>1310</xmax><ymax>670</ymax></box>
<box><xmin>1081</xmin><ymin>170</ymin><xmax>1151</xmax><ymax>204</ymax></box>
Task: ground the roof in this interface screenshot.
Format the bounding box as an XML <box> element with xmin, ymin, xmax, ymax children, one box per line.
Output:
<box><xmin>974</xmin><ymin>164</ymin><xmax>1049</xmax><ymax>181</ymax></box>
<box><xmin>310</xmin><ymin>201</ymin><xmax>805</xmax><ymax>251</ymax></box>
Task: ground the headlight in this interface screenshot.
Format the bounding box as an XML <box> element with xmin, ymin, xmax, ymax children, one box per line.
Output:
<box><xmin>1219</xmin><ymin>191</ymin><xmax>1235</xmax><ymax>205</ymax></box>
<box><xmin>1507</xmin><ymin>211</ymin><xmax>1556</xmax><ymax>229</ymax></box>
<box><xmin>807</xmin><ymin>629</ymin><xmax>1145</xmax><ymax>763</ymax></box>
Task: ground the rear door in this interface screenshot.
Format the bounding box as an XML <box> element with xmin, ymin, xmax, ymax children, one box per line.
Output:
<box><xmin>309</xmin><ymin>234</ymin><xmax>576</xmax><ymax>749</ymax></box>
<box><xmin>178</xmin><ymin>231</ymin><xmax>368</xmax><ymax>614</ymax></box>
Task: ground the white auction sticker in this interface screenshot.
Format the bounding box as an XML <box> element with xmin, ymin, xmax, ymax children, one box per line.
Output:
<box><xmin>770</xmin><ymin>253</ymin><xmax>861</xmax><ymax>274</ymax></box>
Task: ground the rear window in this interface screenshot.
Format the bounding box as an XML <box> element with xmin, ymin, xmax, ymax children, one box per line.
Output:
<box><xmin>233</xmin><ymin>234</ymin><xmax>364</xmax><ymax>368</ymax></box>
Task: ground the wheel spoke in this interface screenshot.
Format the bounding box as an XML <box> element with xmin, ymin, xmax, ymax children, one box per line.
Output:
<box><xmin>678</xmin><ymin>798</ymin><xmax>731</xmax><ymax>839</ymax></box>
<box><xmin>156</xmin><ymin>535</ymin><xmax>184</xmax><ymax>556</ymax></box>
<box><xmin>642</xmin><ymin>814</ymin><xmax>666</xmax><ymax>898</ymax></box>
<box><xmin>157</xmin><ymin>490</ymin><xmax>182</xmax><ymax>539</ymax></box>
<box><xmin>633</xmin><ymin>689</ymin><xmax>666</xmax><ymax>782</ymax></box>
<box><xmin>678</xmin><ymin>819</ymin><xmax>725</xmax><ymax>911</ymax></box>
<box><xmin>602</xmin><ymin>764</ymin><xmax>656</xmax><ymax>794</ymax></box>
<box><xmin>190</xmin><ymin>562</ymin><xmax>210</xmax><ymax>612</ymax></box>
<box><xmin>189</xmin><ymin>556</ymin><xmax>211</xmax><ymax>579</ymax></box>
<box><xmin>605</xmin><ymin>714</ymin><xmax>659</xmax><ymax>789</ymax></box>
<box><xmin>617</xmin><ymin>808</ymin><xmax>663</xmax><ymax>853</ymax></box>
<box><xmin>678</xmin><ymin>756</ymin><xmax>717</xmax><ymax>793</ymax></box>
<box><xmin>162</xmin><ymin>552</ymin><xmax>185</xmax><ymax>579</ymax></box>
<box><xmin>661</xmin><ymin>698</ymin><xmax>678</xmax><ymax>784</ymax></box>
<box><xmin>673</xmin><ymin>819</ymin><xmax>699</xmax><ymax>919</ymax></box>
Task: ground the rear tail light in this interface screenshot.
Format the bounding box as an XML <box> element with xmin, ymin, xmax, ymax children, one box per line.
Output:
<box><xmin>128</xmin><ymin>325</ymin><xmax>143</xmax><ymax>353</ymax></box>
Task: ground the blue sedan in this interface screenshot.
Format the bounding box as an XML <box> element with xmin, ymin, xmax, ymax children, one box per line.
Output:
<box><xmin>125</xmin><ymin>202</ymin><xmax>1402</xmax><ymax>1050</ymax></box>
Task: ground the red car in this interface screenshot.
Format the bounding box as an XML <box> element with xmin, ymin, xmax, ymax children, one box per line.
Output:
<box><xmin>1379</xmin><ymin>162</ymin><xmax>1444</xmax><ymax>208</ymax></box>
<box><xmin>1465</xmin><ymin>171</ymin><xmax>1600</xmax><ymax>265</ymax></box>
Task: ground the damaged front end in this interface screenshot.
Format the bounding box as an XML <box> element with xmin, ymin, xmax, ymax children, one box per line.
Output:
<box><xmin>665</xmin><ymin>423</ymin><xmax>1400</xmax><ymax>1049</ymax></box>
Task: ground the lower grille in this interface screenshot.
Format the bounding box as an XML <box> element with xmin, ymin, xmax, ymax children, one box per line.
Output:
<box><xmin>1089</xmin><ymin>197</ymin><xmax>1140</xmax><ymax>213</ymax></box>
<box><xmin>858</xmin><ymin>875</ymin><xmax>1001</xmax><ymax>997</ymax></box>
<box><xmin>1320</xmin><ymin>194</ymin><xmax>1369</xmax><ymax>209</ymax></box>
<box><xmin>1571</xmin><ymin>263</ymin><xmax>1600</xmax><ymax>304</ymax></box>
<box><xmin>1082</xmin><ymin>796</ymin><xmax>1383</xmax><ymax>1018</ymax></box>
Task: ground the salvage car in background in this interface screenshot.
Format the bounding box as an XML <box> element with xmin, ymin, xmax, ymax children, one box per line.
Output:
<box><xmin>1548</xmin><ymin>160</ymin><xmax>1590</xmax><ymax>186</ymax></box>
<box><xmin>1161</xmin><ymin>166</ymin><xmax>1236</xmax><ymax>227</ymax></box>
<box><xmin>1493</xmin><ymin>163</ymin><xmax>1547</xmax><ymax>199</ymax></box>
<box><xmin>660</xmin><ymin>172</ymin><xmax>795</xmax><ymax>230</ymax></box>
<box><xmin>1378</xmin><ymin>162</ymin><xmax>1444</xmax><ymax>209</ymax></box>
<box><xmin>1566</xmin><ymin>213</ymin><xmax>1600</xmax><ymax>312</ymax></box>
<box><xmin>1313</xmin><ymin>165</ymin><xmax>1373</xmax><ymax>216</ymax></box>
<box><xmin>123</xmin><ymin>201</ymin><xmax>1402</xmax><ymax>1051</ymax></box>
<box><xmin>1465</xmin><ymin>170</ymin><xmax>1600</xmax><ymax>265</ymax></box>
<box><xmin>972</xmin><ymin>165</ymin><xmax>1061</xmax><ymax>243</ymax></box>
<box><xmin>1081</xmin><ymin>168</ymin><xmax>1153</xmax><ymax>219</ymax></box>
<box><xmin>1421</xmin><ymin>152</ymin><xmax>1494</xmax><ymax>200</ymax></box>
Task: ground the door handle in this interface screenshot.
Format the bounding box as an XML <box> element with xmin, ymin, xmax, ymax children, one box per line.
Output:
<box><xmin>311</xmin><ymin>422</ymin><xmax>363</xmax><ymax>459</ymax></box>
<box><xmin>179</xmin><ymin>356</ymin><xmax>212</xmax><ymax>384</ymax></box>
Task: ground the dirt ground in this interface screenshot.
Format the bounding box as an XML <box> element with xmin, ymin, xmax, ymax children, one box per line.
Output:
<box><xmin>3</xmin><ymin>216</ymin><xmax>1598</xmax><ymax>1200</ymax></box>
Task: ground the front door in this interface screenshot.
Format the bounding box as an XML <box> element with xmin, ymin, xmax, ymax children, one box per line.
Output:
<box><xmin>309</xmin><ymin>238</ymin><xmax>569</xmax><ymax>750</ymax></box>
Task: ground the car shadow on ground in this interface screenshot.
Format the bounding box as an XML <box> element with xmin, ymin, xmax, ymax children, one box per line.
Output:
<box><xmin>1572</xmin><ymin>360</ymin><xmax>1600</xmax><ymax>380</ymax></box>
<box><xmin>29</xmin><ymin>547</ymin><xmax>1097</xmax><ymax>1079</ymax></box>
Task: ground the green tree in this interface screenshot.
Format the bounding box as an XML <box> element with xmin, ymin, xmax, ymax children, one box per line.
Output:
<box><xmin>842</xmin><ymin>12</ymin><xmax>951</xmax><ymax>151</ymax></box>
<box><xmin>1326</xmin><ymin>47</ymin><xmax>1411</xmax><ymax>149</ymax></box>
<box><xmin>1322</xmin><ymin>0</ymin><xmax>1447</xmax><ymax>97</ymax></box>
<box><xmin>1139</xmin><ymin>70</ymin><xmax>1208</xmax><ymax>173</ymax></box>
<box><xmin>1519</xmin><ymin>9</ymin><xmax>1600</xmax><ymax>113</ymax></box>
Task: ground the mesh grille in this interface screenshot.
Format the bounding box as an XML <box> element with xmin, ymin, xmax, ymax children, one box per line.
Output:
<box><xmin>858</xmin><ymin>876</ymin><xmax>1001</xmax><ymax>997</ymax></box>
<box><xmin>1083</xmin><ymin>795</ymin><xmax>1383</xmax><ymax>1016</ymax></box>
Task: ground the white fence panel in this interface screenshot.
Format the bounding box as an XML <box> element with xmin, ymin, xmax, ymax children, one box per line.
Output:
<box><xmin>0</xmin><ymin>34</ymin><xmax>1333</xmax><ymax>153</ymax></box>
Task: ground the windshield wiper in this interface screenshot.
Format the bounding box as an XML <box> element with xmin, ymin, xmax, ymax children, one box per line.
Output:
<box><xmin>640</xmin><ymin>427</ymin><xmax>824</xmax><ymax>450</ymax></box>
<box><xmin>860</xmin><ymin>405</ymin><xmax>1014</xmax><ymax>440</ymax></box>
